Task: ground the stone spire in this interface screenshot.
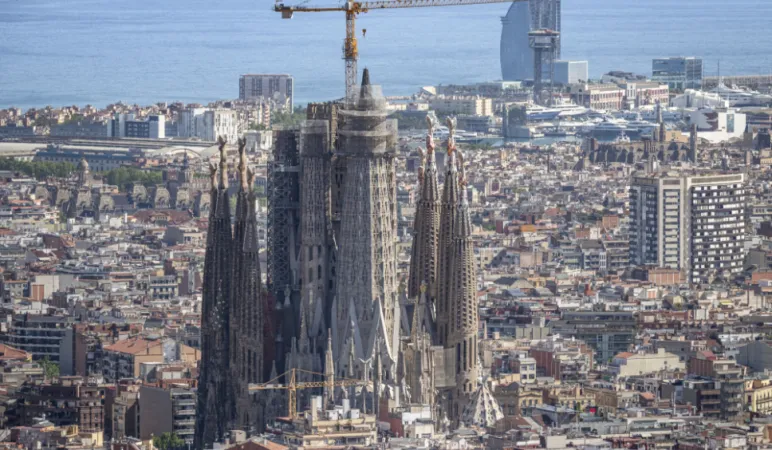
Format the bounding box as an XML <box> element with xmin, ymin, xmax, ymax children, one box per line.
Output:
<box><xmin>229</xmin><ymin>137</ymin><xmax>264</xmax><ymax>432</ymax></box>
<box><xmin>324</xmin><ymin>331</ymin><xmax>335</xmax><ymax>410</ymax></box>
<box><xmin>218</xmin><ymin>136</ymin><xmax>229</xmax><ymax>189</ymax></box>
<box><xmin>196</xmin><ymin>137</ymin><xmax>234</xmax><ymax>449</ymax></box>
<box><xmin>408</xmin><ymin>115</ymin><xmax>441</xmax><ymax>313</ymax></box>
<box><xmin>263</xmin><ymin>361</ymin><xmax>284</xmax><ymax>422</ymax></box>
<box><xmin>436</xmin><ymin>117</ymin><xmax>459</xmax><ymax>347</ymax></box>
<box><xmin>448</xmin><ymin>149</ymin><xmax>479</xmax><ymax>417</ymax></box>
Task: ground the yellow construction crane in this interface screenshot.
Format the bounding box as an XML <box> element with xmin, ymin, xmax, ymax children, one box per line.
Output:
<box><xmin>249</xmin><ymin>368</ymin><xmax>371</xmax><ymax>419</ymax></box>
<box><xmin>274</xmin><ymin>0</ymin><xmax>522</xmax><ymax>99</ymax></box>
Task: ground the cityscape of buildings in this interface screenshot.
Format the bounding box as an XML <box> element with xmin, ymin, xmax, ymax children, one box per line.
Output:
<box><xmin>2</xmin><ymin>1</ymin><xmax>772</xmax><ymax>450</ymax></box>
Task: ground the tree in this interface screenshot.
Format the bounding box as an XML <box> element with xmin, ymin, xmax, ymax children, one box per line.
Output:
<box><xmin>38</xmin><ymin>357</ymin><xmax>59</xmax><ymax>381</ymax></box>
<box><xmin>104</xmin><ymin>167</ymin><xmax>162</xmax><ymax>189</ymax></box>
<box><xmin>0</xmin><ymin>157</ymin><xmax>76</xmax><ymax>180</ymax></box>
<box><xmin>153</xmin><ymin>432</ymin><xmax>185</xmax><ymax>450</ymax></box>
<box><xmin>271</xmin><ymin>106</ymin><xmax>306</xmax><ymax>128</ymax></box>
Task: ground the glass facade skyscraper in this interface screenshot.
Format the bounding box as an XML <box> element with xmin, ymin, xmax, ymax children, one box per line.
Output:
<box><xmin>500</xmin><ymin>0</ymin><xmax>561</xmax><ymax>82</ymax></box>
<box><xmin>652</xmin><ymin>57</ymin><xmax>703</xmax><ymax>91</ymax></box>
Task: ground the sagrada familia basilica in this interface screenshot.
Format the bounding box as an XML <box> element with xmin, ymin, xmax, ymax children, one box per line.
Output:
<box><xmin>194</xmin><ymin>70</ymin><xmax>502</xmax><ymax>449</ymax></box>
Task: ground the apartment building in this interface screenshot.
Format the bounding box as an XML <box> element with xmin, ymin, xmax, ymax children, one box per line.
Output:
<box><xmin>177</xmin><ymin>108</ymin><xmax>239</xmax><ymax>143</ymax></box>
<box><xmin>629</xmin><ymin>172</ymin><xmax>747</xmax><ymax>284</ymax></box>
<box><xmin>108</xmin><ymin>113</ymin><xmax>165</xmax><ymax>139</ymax></box>
<box><xmin>549</xmin><ymin>312</ymin><xmax>635</xmax><ymax>363</ymax></box>
<box><xmin>105</xmin><ymin>381</ymin><xmax>140</xmax><ymax>440</ymax></box>
<box><xmin>138</xmin><ymin>385</ymin><xmax>196</xmax><ymax>445</ymax></box>
<box><xmin>529</xmin><ymin>336</ymin><xmax>594</xmax><ymax>382</ymax></box>
<box><xmin>239</xmin><ymin>73</ymin><xmax>294</xmax><ymax>108</ymax></box>
<box><xmin>428</xmin><ymin>96</ymin><xmax>493</xmax><ymax>116</ymax></box>
<box><xmin>18</xmin><ymin>377</ymin><xmax>105</xmax><ymax>432</ymax></box>
<box><xmin>745</xmin><ymin>379</ymin><xmax>772</xmax><ymax>415</ymax></box>
<box><xmin>102</xmin><ymin>337</ymin><xmax>200</xmax><ymax>382</ymax></box>
<box><xmin>569</xmin><ymin>83</ymin><xmax>625</xmax><ymax>110</ymax></box>
<box><xmin>609</xmin><ymin>348</ymin><xmax>684</xmax><ymax>377</ymax></box>
<box><xmin>6</xmin><ymin>313</ymin><xmax>75</xmax><ymax>363</ymax></box>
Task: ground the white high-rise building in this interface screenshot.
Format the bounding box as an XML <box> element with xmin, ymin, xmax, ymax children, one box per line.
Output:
<box><xmin>239</xmin><ymin>74</ymin><xmax>294</xmax><ymax>109</ymax></box>
<box><xmin>177</xmin><ymin>108</ymin><xmax>239</xmax><ymax>143</ymax></box>
<box><xmin>629</xmin><ymin>172</ymin><xmax>747</xmax><ymax>284</ymax></box>
<box><xmin>107</xmin><ymin>113</ymin><xmax>165</xmax><ymax>139</ymax></box>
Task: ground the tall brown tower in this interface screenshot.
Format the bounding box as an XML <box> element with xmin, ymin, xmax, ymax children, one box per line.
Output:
<box><xmin>195</xmin><ymin>139</ymin><xmax>233</xmax><ymax>449</ymax></box>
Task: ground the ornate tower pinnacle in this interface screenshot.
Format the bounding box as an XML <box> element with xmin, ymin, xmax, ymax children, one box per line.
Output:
<box><xmin>446</xmin><ymin>117</ymin><xmax>457</xmax><ymax>155</ymax></box>
<box><xmin>218</xmin><ymin>136</ymin><xmax>228</xmax><ymax>189</ymax></box>
<box><xmin>238</xmin><ymin>137</ymin><xmax>249</xmax><ymax>192</ymax></box>
<box><xmin>208</xmin><ymin>163</ymin><xmax>218</xmax><ymax>191</ymax></box>
<box><xmin>324</xmin><ymin>330</ymin><xmax>335</xmax><ymax>409</ymax></box>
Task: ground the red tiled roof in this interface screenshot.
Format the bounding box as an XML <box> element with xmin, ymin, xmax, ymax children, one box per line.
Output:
<box><xmin>0</xmin><ymin>344</ymin><xmax>31</xmax><ymax>361</ymax></box>
<box><xmin>104</xmin><ymin>337</ymin><xmax>161</xmax><ymax>355</ymax></box>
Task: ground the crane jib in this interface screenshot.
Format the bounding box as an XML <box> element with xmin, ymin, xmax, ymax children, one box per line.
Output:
<box><xmin>274</xmin><ymin>0</ymin><xmax>521</xmax><ymax>99</ymax></box>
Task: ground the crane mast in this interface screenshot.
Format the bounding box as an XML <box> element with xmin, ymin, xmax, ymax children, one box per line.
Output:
<box><xmin>274</xmin><ymin>0</ymin><xmax>522</xmax><ymax>100</ymax></box>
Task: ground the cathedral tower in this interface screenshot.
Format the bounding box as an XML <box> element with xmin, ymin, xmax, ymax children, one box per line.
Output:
<box><xmin>230</xmin><ymin>139</ymin><xmax>264</xmax><ymax>431</ymax></box>
<box><xmin>408</xmin><ymin>116</ymin><xmax>441</xmax><ymax>321</ymax></box>
<box><xmin>333</xmin><ymin>69</ymin><xmax>399</xmax><ymax>365</ymax></box>
<box><xmin>436</xmin><ymin>119</ymin><xmax>461</xmax><ymax>348</ymax></box>
<box><xmin>195</xmin><ymin>139</ymin><xmax>233</xmax><ymax>449</ymax></box>
<box><xmin>447</xmin><ymin>150</ymin><xmax>479</xmax><ymax>419</ymax></box>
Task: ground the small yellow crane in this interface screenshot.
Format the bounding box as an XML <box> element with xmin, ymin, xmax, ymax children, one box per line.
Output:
<box><xmin>249</xmin><ymin>368</ymin><xmax>371</xmax><ymax>419</ymax></box>
<box><xmin>274</xmin><ymin>0</ymin><xmax>523</xmax><ymax>99</ymax></box>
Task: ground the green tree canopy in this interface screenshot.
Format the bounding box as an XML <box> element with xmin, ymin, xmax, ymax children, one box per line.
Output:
<box><xmin>105</xmin><ymin>166</ymin><xmax>162</xmax><ymax>189</ymax></box>
<box><xmin>152</xmin><ymin>432</ymin><xmax>185</xmax><ymax>450</ymax></box>
<box><xmin>38</xmin><ymin>357</ymin><xmax>59</xmax><ymax>381</ymax></box>
<box><xmin>0</xmin><ymin>157</ymin><xmax>76</xmax><ymax>179</ymax></box>
<box><xmin>271</xmin><ymin>106</ymin><xmax>306</xmax><ymax>128</ymax></box>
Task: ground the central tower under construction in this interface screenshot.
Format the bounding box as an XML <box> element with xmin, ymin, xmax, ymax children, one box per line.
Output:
<box><xmin>332</xmin><ymin>69</ymin><xmax>400</xmax><ymax>367</ymax></box>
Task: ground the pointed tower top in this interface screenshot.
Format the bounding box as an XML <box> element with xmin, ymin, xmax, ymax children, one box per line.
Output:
<box><xmin>446</xmin><ymin>117</ymin><xmax>457</xmax><ymax>155</ymax></box>
<box><xmin>361</xmin><ymin>68</ymin><xmax>371</xmax><ymax>87</ymax></box>
<box><xmin>238</xmin><ymin>137</ymin><xmax>249</xmax><ymax>192</ymax></box>
<box><xmin>217</xmin><ymin>136</ymin><xmax>228</xmax><ymax>189</ymax></box>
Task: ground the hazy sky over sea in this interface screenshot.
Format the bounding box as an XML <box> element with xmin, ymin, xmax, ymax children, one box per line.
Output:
<box><xmin>1</xmin><ymin>0</ymin><xmax>770</xmax><ymax>108</ymax></box>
